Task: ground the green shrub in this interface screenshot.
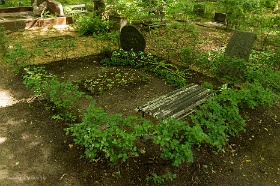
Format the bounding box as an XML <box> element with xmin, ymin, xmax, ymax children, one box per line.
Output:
<box><xmin>75</xmin><ymin>12</ymin><xmax>110</xmax><ymax>36</ymax></box>
<box><xmin>4</xmin><ymin>43</ymin><xmax>34</xmax><ymax>74</ymax></box>
<box><xmin>23</xmin><ymin>67</ymin><xmax>85</xmax><ymax>122</ymax></box>
<box><xmin>191</xmin><ymin>95</ymin><xmax>246</xmax><ymax>151</ymax></box>
<box><xmin>217</xmin><ymin>56</ymin><xmax>248</xmax><ymax>82</ymax></box>
<box><xmin>153</xmin><ymin>118</ymin><xmax>207</xmax><ymax>166</ymax></box>
<box><xmin>66</xmin><ymin>102</ymin><xmax>153</xmax><ymax>163</ymax></box>
<box><xmin>191</xmin><ymin>81</ymin><xmax>278</xmax><ymax>151</ymax></box>
<box><xmin>219</xmin><ymin>0</ymin><xmax>261</xmax><ymax>28</ymax></box>
<box><xmin>251</xmin><ymin>49</ymin><xmax>280</xmax><ymax>69</ymax></box>
<box><xmin>261</xmin><ymin>0</ymin><xmax>276</xmax><ymax>8</ymax></box>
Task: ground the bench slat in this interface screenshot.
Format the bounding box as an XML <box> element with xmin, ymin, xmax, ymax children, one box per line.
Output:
<box><xmin>136</xmin><ymin>83</ymin><xmax>213</xmax><ymax>120</ymax></box>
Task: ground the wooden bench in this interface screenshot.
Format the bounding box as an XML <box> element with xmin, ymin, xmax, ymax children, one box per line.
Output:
<box><xmin>136</xmin><ymin>6</ymin><xmax>167</xmax><ymax>29</ymax></box>
<box><xmin>64</xmin><ymin>4</ymin><xmax>87</xmax><ymax>15</ymax></box>
<box><xmin>136</xmin><ymin>83</ymin><xmax>213</xmax><ymax>120</ymax></box>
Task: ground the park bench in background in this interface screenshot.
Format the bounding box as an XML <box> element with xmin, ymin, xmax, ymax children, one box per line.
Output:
<box><xmin>136</xmin><ymin>6</ymin><xmax>167</xmax><ymax>29</ymax></box>
<box><xmin>64</xmin><ymin>4</ymin><xmax>87</xmax><ymax>15</ymax></box>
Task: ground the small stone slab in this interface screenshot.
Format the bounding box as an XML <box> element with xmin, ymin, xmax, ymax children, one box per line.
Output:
<box><xmin>120</xmin><ymin>25</ymin><xmax>146</xmax><ymax>52</ymax></box>
<box><xmin>225</xmin><ymin>30</ymin><xmax>257</xmax><ymax>61</ymax></box>
<box><xmin>136</xmin><ymin>83</ymin><xmax>213</xmax><ymax>120</ymax></box>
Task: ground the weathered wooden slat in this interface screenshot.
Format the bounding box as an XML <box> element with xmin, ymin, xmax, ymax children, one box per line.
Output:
<box><xmin>153</xmin><ymin>90</ymin><xmax>210</xmax><ymax>118</ymax></box>
<box><xmin>138</xmin><ymin>84</ymin><xmax>198</xmax><ymax>111</ymax></box>
<box><xmin>136</xmin><ymin>83</ymin><xmax>213</xmax><ymax>120</ymax></box>
<box><xmin>169</xmin><ymin>91</ymin><xmax>213</xmax><ymax>119</ymax></box>
<box><xmin>153</xmin><ymin>88</ymin><xmax>211</xmax><ymax>119</ymax></box>
<box><xmin>151</xmin><ymin>86</ymin><xmax>205</xmax><ymax>117</ymax></box>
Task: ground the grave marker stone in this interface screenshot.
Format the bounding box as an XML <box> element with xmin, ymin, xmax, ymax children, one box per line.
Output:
<box><xmin>213</xmin><ymin>12</ymin><xmax>227</xmax><ymax>25</ymax></box>
<box><xmin>120</xmin><ymin>25</ymin><xmax>146</xmax><ymax>52</ymax></box>
<box><xmin>225</xmin><ymin>30</ymin><xmax>257</xmax><ymax>61</ymax></box>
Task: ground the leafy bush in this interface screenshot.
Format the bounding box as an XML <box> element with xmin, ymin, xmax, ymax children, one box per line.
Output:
<box><xmin>191</xmin><ymin>81</ymin><xmax>278</xmax><ymax>151</ymax></box>
<box><xmin>66</xmin><ymin>102</ymin><xmax>153</xmax><ymax>163</ymax></box>
<box><xmin>153</xmin><ymin>118</ymin><xmax>207</xmax><ymax>166</ymax></box>
<box><xmin>261</xmin><ymin>0</ymin><xmax>276</xmax><ymax>8</ymax></box>
<box><xmin>75</xmin><ymin>12</ymin><xmax>110</xmax><ymax>36</ymax></box>
<box><xmin>217</xmin><ymin>56</ymin><xmax>248</xmax><ymax>82</ymax></box>
<box><xmin>23</xmin><ymin>67</ymin><xmax>85</xmax><ymax>122</ymax></box>
<box><xmin>251</xmin><ymin>49</ymin><xmax>280</xmax><ymax>69</ymax></box>
<box><xmin>219</xmin><ymin>0</ymin><xmax>261</xmax><ymax>28</ymax></box>
<box><xmin>4</xmin><ymin>43</ymin><xmax>35</xmax><ymax>74</ymax></box>
<box><xmin>191</xmin><ymin>94</ymin><xmax>246</xmax><ymax>151</ymax></box>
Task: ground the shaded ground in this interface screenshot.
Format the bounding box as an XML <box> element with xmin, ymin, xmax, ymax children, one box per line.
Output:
<box><xmin>0</xmin><ymin>30</ymin><xmax>280</xmax><ymax>186</ymax></box>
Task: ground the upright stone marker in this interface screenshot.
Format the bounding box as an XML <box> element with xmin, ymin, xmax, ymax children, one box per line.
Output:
<box><xmin>225</xmin><ymin>30</ymin><xmax>257</xmax><ymax>61</ymax></box>
<box><xmin>120</xmin><ymin>25</ymin><xmax>146</xmax><ymax>52</ymax></box>
<box><xmin>213</xmin><ymin>12</ymin><xmax>227</xmax><ymax>25</ymax></box>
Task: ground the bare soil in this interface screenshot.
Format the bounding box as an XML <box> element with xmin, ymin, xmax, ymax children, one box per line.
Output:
<box><xmin>0</xmin><ymin>28</ymin><xmax>280</xmax><ymax>186</ymax></box>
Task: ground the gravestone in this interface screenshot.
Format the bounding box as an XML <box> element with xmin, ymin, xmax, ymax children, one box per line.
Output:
<box><xmin>120</xmin><ymin>25</ymin><xmax>146</xmax><ymax>52</ymax></box>
<box><xmin>213</xmin><ymin>12</ymin><xmax>227</xmax><ymax>25</ymax></box>
<box><xmin>47</xmin><ymin>0</ymin><xmax>64</xmax><ymax>16</ymax></box>
<box><xmin>225</xmin><ymin>30</ymin><xmax>257</xmax><ymax>61</ymax></box>
<box><xmin>32</xmin><ymin>0</ymin><xmax>64</xmax><ymax>17</ymax></box>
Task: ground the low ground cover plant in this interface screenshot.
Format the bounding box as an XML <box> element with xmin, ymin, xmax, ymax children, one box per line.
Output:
<box><xmin>101</xmin><ymin>49</ymin><xmax>187</xmax><ymax>88</ymax></box>
<box><xmin>23</xmin><ymin>67</ymin><xmax>86</xmax><ymax>122</ymax></box>
<box><xmin>77</xmin><ymin>67</ymin><xmax>150</xmax><ymax>95</ymax></box>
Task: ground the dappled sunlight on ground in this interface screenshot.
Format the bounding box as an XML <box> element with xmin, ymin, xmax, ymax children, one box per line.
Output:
<box><xmin>0</xmin><ymin>89</ymin><xmax>19</xmax><ymax>107</ymax></box>
<box><xmin>0</xmin><ymin>137</ymin><xmax>7</xmax><ymax>144</ymax></box>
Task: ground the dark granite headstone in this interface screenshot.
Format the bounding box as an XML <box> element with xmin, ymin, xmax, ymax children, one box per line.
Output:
<box><xmin>225</xmin><ymin>30</ymin><xmax>257</xmax><ymax>61</ymax></box>
<box><xmin>120</xmin><ymin>25</ymin><xmax>146</xmax><ymax>52</ymax></box>
<box><xmin>213</xmin><ymin>12</ymin><xmax>227</xmax><ymax>25</ymax></box>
